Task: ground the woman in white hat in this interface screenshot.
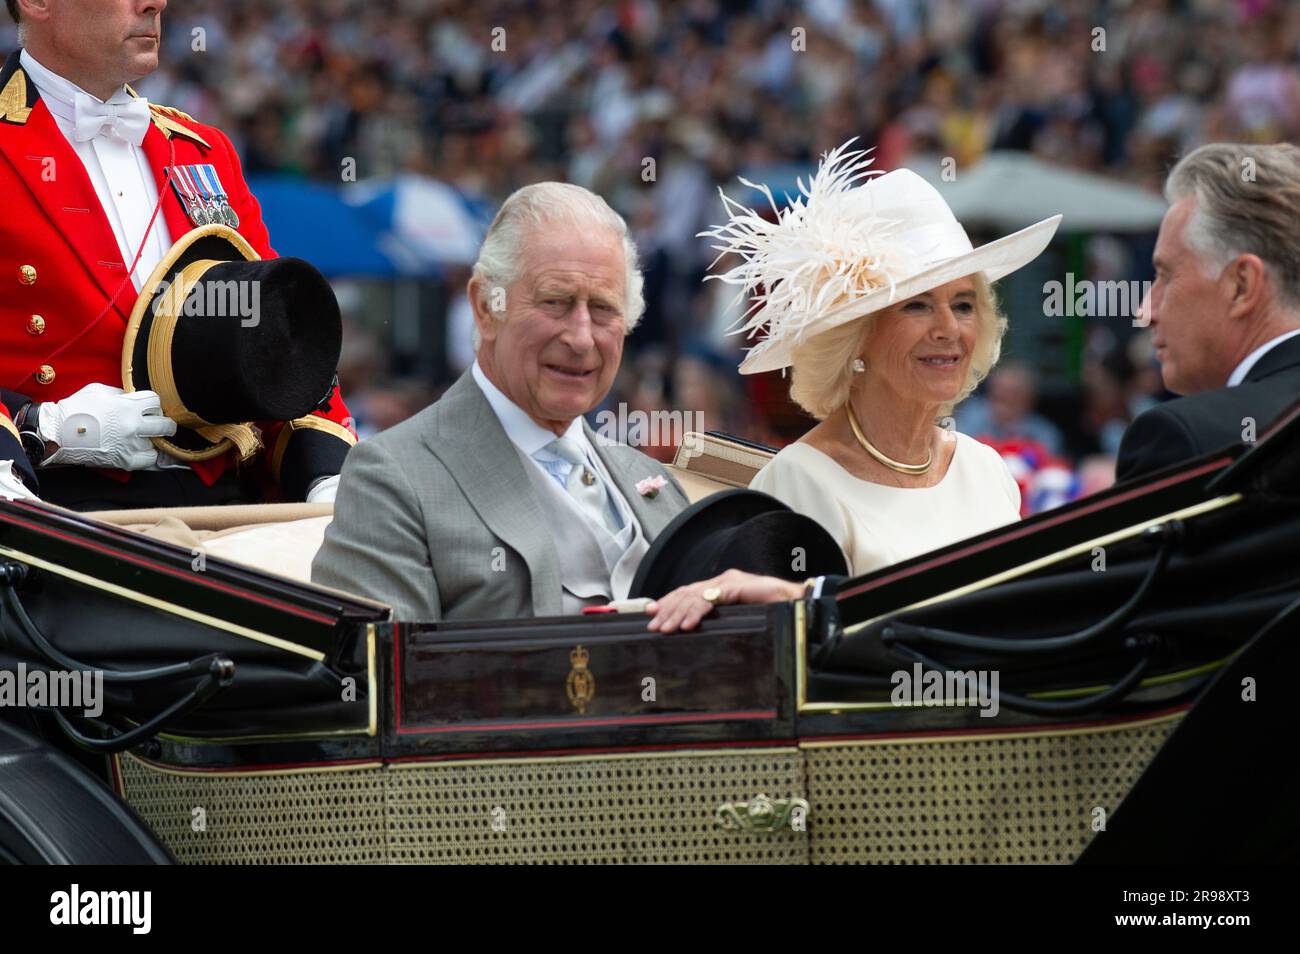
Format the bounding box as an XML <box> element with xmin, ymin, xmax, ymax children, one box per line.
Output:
<box><xmin>702</xmin><ymin>140</ymin><xmax>1062</xmax><ymax>576</ymax></box>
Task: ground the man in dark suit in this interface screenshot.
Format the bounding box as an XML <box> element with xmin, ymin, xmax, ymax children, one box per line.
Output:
<box><xmin>1117</xmin><ymin>142</ymin><xmax>1300</xmax><ymax>480</ymax></box>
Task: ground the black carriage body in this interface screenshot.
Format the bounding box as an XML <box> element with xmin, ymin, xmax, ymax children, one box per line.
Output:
<box><xmin>1</xmin><ymin>404</ymin><xmax>1297</xmax><ymax>863</ymax></box>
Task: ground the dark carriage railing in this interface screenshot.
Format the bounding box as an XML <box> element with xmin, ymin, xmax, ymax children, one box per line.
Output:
<box><xmin>0</xmin><ymin>399</ymin><xmax>1296</xmax><ymax>862</ymax></box>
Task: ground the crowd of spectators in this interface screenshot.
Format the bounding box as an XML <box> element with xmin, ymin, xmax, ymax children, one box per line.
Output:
<box><xmin>7</xmin><ymin>0</ymin><xmax>1297</xmax><ymax>509</ymax></box>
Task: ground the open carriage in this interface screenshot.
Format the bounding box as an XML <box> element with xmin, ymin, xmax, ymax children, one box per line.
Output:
<box><xmin>1</xmin><ymin>404</ymin><xmax>1297</xmax><ymax>865</ymax></box>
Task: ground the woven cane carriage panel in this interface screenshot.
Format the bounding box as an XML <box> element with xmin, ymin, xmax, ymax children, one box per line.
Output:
<box><xmin>803</xmin><ymin>712</ymin><xmax>1181</xmax><ymax>864</ymax></box>
<box><xmin>117</xmin><ymin>755</ymin><xmax>388</xmax><ymax>864</ymax></box>
<box><xmin>386</xmin><ymin>748</ymin><xmax>808</xmax><ymax>864</ymax></box>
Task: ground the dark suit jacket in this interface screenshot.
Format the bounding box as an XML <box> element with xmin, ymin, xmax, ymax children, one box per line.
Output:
<box><xmin>1116</xmin><ymin>333</ymin><xmax>1300</xmax><ymax>481</ymax></box>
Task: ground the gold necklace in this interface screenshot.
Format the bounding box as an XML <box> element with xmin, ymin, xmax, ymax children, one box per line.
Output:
<box><xmin>846</xmin><ymin>402</ymin><xmax>933</xmax><ymax>475</ymax></box>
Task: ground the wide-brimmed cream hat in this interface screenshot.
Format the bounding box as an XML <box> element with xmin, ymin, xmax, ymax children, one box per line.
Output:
<box><xmin>701</xmin><ymin>140</ymin><xmax>1063</xmax><ymax>374</ymax></box>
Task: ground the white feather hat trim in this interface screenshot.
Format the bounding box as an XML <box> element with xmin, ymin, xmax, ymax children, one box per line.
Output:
<box><xmin>700</xmin><ymin>139</ymin><xmax>1063</xmax><ymax>375</ymax></box>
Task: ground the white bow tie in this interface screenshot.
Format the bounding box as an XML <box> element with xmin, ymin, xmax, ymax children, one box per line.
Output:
<box><xmin>73</xmin><ymin>91</ymin><xmax>151</xmax><ymax>145</ymax></box>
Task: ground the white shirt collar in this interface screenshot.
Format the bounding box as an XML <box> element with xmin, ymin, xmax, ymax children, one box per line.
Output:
<box><xmin>19</xmin><ymin>49</ymin><xmax>135</xmax><ymax>127</ymax></box>
<box><xmin>471</xmin><ymin>361</ymin><xmax>586</xmax><ymax>458</ymax></box>
<box><xmin>1227</xmin><ymin>328</ymin><xmax>1300</xmax><ymax>387</ymax></box>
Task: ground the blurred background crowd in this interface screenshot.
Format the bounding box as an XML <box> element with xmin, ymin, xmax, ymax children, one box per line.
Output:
<box><xmin>7</xmin><ymin>0</ymin><xmax>1296</xmax><ymax>512</ymax></box>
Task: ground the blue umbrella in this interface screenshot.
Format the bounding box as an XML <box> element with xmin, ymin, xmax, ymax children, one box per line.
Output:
<box><xmin>247</xmin><ymin>175</ymin><xmax>406</xmax><ymax>278</ymax></box>
<box><xmin>344</xmin><ymin>175</ymin><xmax>491</xmax><ymax>275</ymax></box>
<box><xmin>728</xmin><ymin>161</ymin><xmax>823</xmax><ymax>212</ymax></box>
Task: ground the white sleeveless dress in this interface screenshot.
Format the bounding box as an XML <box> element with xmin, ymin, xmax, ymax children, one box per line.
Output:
<box><xmin>749</xmin><ymin>432</ymin><xmax>1022</xmax><ymax>576</ymax></box>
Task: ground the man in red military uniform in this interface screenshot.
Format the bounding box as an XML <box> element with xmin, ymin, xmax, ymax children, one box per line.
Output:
<box><xmin>0</xmin><ymin>0</ymin><xmax>355</xmax><ymax>508</ymax></box>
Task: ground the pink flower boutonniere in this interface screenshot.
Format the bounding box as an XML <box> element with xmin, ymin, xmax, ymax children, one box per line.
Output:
<box><xmin>636</xmin><ymin>475</ymin><xmax>668</xmax><ymax>499</ymax></box>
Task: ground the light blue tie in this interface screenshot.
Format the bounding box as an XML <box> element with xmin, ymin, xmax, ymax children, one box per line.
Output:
<box><xmin>542</xmin><ymin>437</ymin><xmax>620</xmax><ymax>534</ymax></box>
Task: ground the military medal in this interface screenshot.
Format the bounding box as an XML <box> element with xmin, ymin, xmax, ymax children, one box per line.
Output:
<box><xmin>166</xmin><ymin>164</ymin><xmax>239</xmax><ymax>228</ymax></box>
<box><xmin>181</xmin><ymin>166</ymin><xmax>214</xmax><ymax>224</ymax></box>
<box><xmin>196</xmin><ymin>164</ymin><xmax>240</xmax><ymax>228</ymax></box>
<box><xmin>166</xmin><ymin>165</ymin><xmax>208</xmax><ymax>225</ymax></box>
<box><xmin>187</xmin><ymin>165</ymin><xmax>220</xmax><ymax>225</ymax></box>
<box><xmin>164</xmin><ymin>165</ymin><xmax>195</xmax><ymax>224</ymax></box>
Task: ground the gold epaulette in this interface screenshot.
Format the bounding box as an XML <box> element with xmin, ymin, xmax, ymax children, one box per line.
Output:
<box><xmin>151</xmin><ymin>103</ymin><xmax>198</xmax><ymax>123</ymax></box>
<box><xmin>0</xmin><ymin>70</ymin><xmax>32</xmax><ymax>125</ymax></box>
<box><xmin>146</xmin><ymin>102</ymin><xmax>212</xmax><ymax>148</ymax></box>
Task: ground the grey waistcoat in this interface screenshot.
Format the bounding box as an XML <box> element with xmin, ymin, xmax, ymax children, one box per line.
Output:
<box><xmin>518</xmin><ymin>445</ymin><xmax>649</xmax><ymax>614</ymax></box>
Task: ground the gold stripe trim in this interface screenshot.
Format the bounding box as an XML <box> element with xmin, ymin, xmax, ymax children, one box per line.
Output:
<box><xmin>0</xmin><ymin>544</ymin><xmax>324</xmax><ymax>661</ymax></box>
<box><xmin>842</xmin><ymin>494</ymin><xmax>1240</xmax><ymax>638</ymax></box>
<box><xmin>1028</xmin><ymin>656</ymin><xmax>1229</xmax><ymax>700</ymax></box>
<box><xmin>121</xmin><ymin>225</ymin><xmax>260</xmax><ymax>398</ymax></box>
<box><xmin>147</xmin><ymin>106</ymin><xmax>212</xmax><ymax>148</ymax></box>
<box><xmin>798</xmin><ymin>494</ymin><xmax>1241</xmax><ymax>713</ymax></box>
<box><xmin>123</xmin><ymin>626</ymin><xmax>389</xmax><ymax>744</ymax></box>
<box><xmin>139</xmin><ymin>722</ymin><xmax>369</xmax><ymax>745</ymax></box>
<box><xmin>797</xmin><ymin>658</ymin><xmax>1228</xmax><ymax>714</ymax></box>
<box><xmin>149</xmin><ymin>259</ymin><xmax>217</xmax><ymax>430</ymax></box>
<box><xmin>366</xmin><ymin>623</ymin><xmax>378</xmax><ymax>736</ymax></box>
<box><xmin>118</xmin><ymin>744</ymin><xmax>801</xmax><ymax>780</ymax></box>
<box><xmin>143</xmin><ymin>258</ymin><xmax>260</xmax><ymax>460</ymax></box>
<box><xmin>117</xmin><ymin>751</ymin><xmax>382</xmax><ymax>779</ymax></box>
<box><xmin>120</xmin><ymin>717</ymin><xmax>372</xmax><ymax>745</ymax></box>
<box><xmin>797</xmin><ymin>708</ymin><xmax>1185</xmax><ymax>749</ymax></box>
<box><xmin>0</xmin><ymin>412</ymin><xmax>19</xmax><ymax>444</ymax></box>
<box><xmin>271</xmin><ymin>415</ymin><xmax>358</xmax><ymax>482</ymax></box>
<box><xmin>794</xmin><ymin>598</ymin><xmax>808</xmax><ymax>711</ymax></box>
<box><xmin>142</xmin><ymin>625</ymin><xmax>377</xmax><ymax>741</ymax></box>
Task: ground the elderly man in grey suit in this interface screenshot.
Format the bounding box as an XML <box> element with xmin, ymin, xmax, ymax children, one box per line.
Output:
<box><xmin>312</xmin><ymin>182</ymin><xmax>805</xmax><ymax>630</ymax></box>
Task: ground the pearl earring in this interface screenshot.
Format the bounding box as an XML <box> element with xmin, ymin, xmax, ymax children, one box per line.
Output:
<box><xmin>851</xmin><ymin>358</ymin><xmax>865</xmax><ymax>373</ymax></box>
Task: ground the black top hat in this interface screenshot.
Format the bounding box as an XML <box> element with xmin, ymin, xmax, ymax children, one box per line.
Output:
<box><xmin>629</xmin><ymin>489</ymin><xmax>849</xmax><ymax>600</ymax></box>
<box><xmin>121</xmin><ymin>224</ymin><xmax>343</xmax><ymax>462</ymax></box>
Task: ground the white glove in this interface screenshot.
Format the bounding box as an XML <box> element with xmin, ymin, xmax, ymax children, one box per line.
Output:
<box><xmin>0</xmin><ymin>459</ymin><xmax>39</xmax><ymax>501</ymax></box>
<box><xmin>38</xmin><ymin>383</ymin><xmax>177</xmax><ymax>471</ymax></box>
<box><xmin>305</xmin><ymin>473</ymin><xmax>340</xmax><ymax>504</ymax></box>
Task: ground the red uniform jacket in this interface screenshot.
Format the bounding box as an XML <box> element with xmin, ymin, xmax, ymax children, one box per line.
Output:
<box><xmin>0</xmin><ymin>50</ymin><xmax>354</xmax><ymax>500</ymax></box>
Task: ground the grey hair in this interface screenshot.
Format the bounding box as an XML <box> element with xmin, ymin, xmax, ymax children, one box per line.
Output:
<box><xmin>788</xmin><ymin>273</ymin><xmax>1007</xmax><ymax>421</ymax></box>
<box><xmin>470</xmin><ymin>182</ymin><xmax>644</xmax><ymax>347</ymax></box>
<box><xmin>1165</xmin><ymin>142</ymin><xmax>1300</xmax><ymax>307</ymax></box>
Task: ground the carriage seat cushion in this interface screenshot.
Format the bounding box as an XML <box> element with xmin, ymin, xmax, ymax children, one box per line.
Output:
<box><xmin>92</xmin><ymin>504</ymin><xmax>334</xmax><ymax>583</ymax></box>
<box><xmin>86</xmin><ymin>432</ymin><xmax>778</xmax><ymax>581</ymax></box>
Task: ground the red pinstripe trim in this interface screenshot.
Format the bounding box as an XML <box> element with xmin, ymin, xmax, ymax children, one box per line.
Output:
<box><xmin>386</xmin><ymin>737</ymin><xmax>792</xmax><ymax>763</ymax></box>
<box><xmin>395</xmin><ymin>708</ymin><xmax>777</xmax><ymax>735</ymax></box>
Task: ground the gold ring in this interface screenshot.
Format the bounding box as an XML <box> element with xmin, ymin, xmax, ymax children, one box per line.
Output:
<box><xmin>702</xmin><ymin>586</ymin><xmax>722</xmax><ymax>605</ymax></box>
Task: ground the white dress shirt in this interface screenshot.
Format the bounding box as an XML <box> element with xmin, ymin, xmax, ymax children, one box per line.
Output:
<box><xmin>471</xmin><ymin>361</ymin><xmax>627</xmax><ymax>530</ymax></box>
<box><xmin>20</xmin><ymin>49</ymin><xmax>172</xmax><ymax>290</ymax></box>
<box><xmin>1227</xmin><ymin>328</ymin><xmax>1300</xmax><ymax>387</ymax></box>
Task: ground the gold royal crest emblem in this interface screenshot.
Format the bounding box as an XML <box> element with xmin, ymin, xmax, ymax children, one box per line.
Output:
<box><xmin>565</xmin><ymin>645</ymin><xmax>595</xmax><ymax>714</ymax></box>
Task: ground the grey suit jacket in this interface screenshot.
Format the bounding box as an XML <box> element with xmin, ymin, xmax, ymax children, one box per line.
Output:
<box><xmin>310</xmin><ymin>371</ymin><xmax>690</xmax><ymax>621</ymax></box>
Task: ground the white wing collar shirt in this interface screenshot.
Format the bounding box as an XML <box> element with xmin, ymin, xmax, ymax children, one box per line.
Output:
<box><xmin>471</xmin><ymin>360</ymin><xmax>629</xmax><ymax>532</ymax></box>
<box><xmin>20</xmin><ymin>49</ymin><xmax>172</xmax><ymax>290</ymax></box>
<box><xmin>471</xmin><ymin>361</ymin><xmax>648</xmax><ymax>610</ymax></box>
